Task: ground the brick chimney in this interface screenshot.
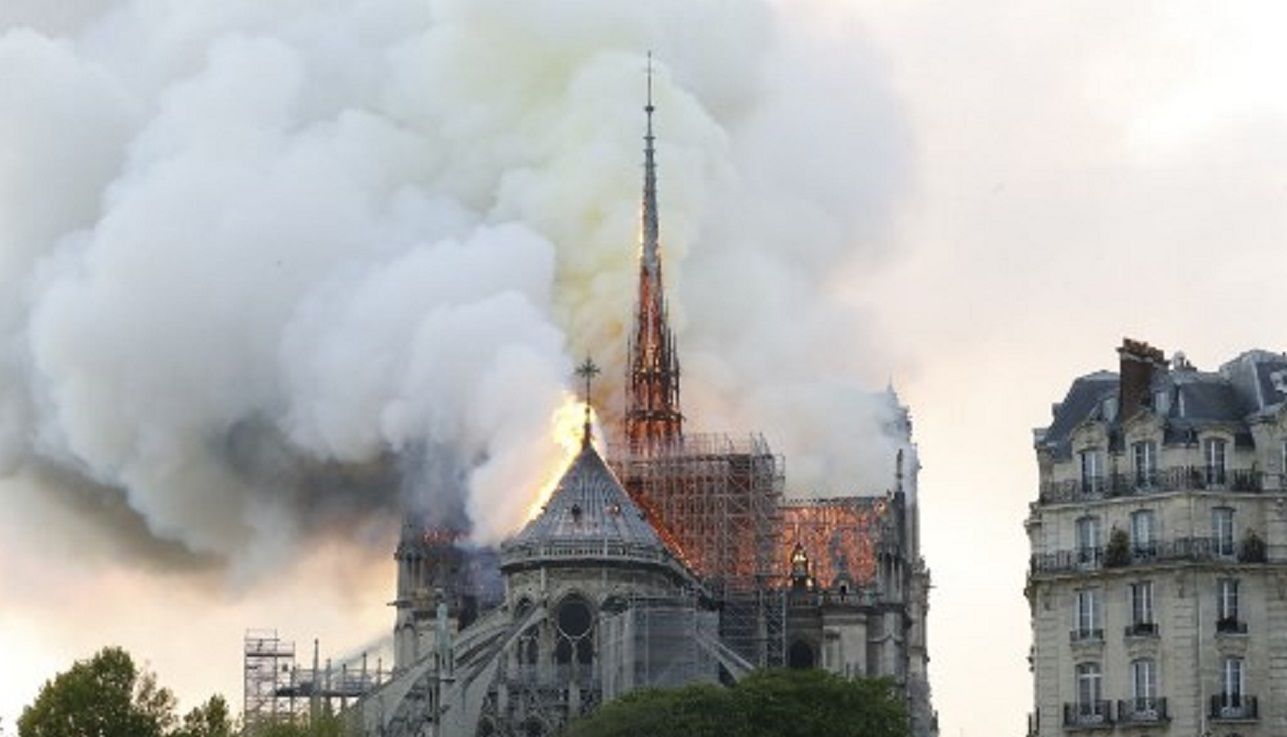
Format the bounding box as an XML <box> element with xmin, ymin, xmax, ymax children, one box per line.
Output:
<box><xmin>1117</xmin><ymin>338</ymin><xmax>1166</xmax><ymax>421</ymax></box>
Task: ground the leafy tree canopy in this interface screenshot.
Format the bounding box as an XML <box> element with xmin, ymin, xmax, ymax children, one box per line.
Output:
<box><xmin>564</xmin><ymin>669</ymin><xmax>909</xmax><ymax>737</ymax></box>
<box><xmin>19</xmin><ymin>646</ymin><xmax>353</xmax><ymax>737</ymax></box>
<box><xmin>173</xmin><ymin>695</ymin><xmax>235</xmax><ymax>737</ymax></box>
<box><xmin>18</xmin><ymin>646</ymin><xmax>177</xmax><ymax>737</ymax></box>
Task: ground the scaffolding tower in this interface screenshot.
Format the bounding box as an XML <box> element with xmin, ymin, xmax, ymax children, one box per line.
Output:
<box><xmin>244</xmin><ymin>631</ymin><xmax>390</xmax><ymax>727</ymax></box>
<box><xmin>610</xmin><ymin>433</ymin><xmax>786</xmax><ymax>666</ymax></box>
<box><xmin>244</xmin><ymin>630</ymin><xmax>299</xmax><ymax>726</ymax></box>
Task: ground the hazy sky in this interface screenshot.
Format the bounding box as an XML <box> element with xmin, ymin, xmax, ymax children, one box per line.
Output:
<box><xmin>5</xmin><ymin>3</ymin><xmax>1287</xmax><ymax>737</ymax></box>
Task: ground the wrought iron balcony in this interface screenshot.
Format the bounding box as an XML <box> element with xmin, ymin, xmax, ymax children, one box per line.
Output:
<box><xmin>1209</xmin><ymin>694</ymin><xmax>1257</xmax><ymax>721</ymax></box>
<box><xmin>1040</xmin><ymin>466</ymin><xmax>1265</xmax><ymax>503</ymax></box>
<box><xmin>1069</xmin><ymin>628</ymin><xmax>1104</xmax><ymax>643</ymax></box>
<box><xmin>1117</xmin><ymin>697</ymin><xmax>1168</xmax><ymax>724</ymax></box>
<box><xmin>1216</xmin><ymin>617</ymin><xmax>1248</xmax><ymax>635</ymax></box>
<box><xmin>1030</xmin><ymin>535</ymin><xmax>1270</xmax><ymax>576</ymax></box>
<box><xmin>1063</xmin><ymin>701</ymin><xmax>1113</xmax><ymax>729</ymax></box>
<box><xmin>1124</xmin><ymin>622</ymin><xmax>1158</xmax><ymax>637</ymax></box>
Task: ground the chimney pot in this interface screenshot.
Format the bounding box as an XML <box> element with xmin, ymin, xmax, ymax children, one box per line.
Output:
<box><xmin>1117</xmin><ymin>338</ymin><xmax>1167</xmax><ymax>421</ymax></box>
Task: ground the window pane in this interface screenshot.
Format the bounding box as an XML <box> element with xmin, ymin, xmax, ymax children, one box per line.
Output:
<box><xmin>1213</xmin><ymin>508</ymin><xmax>1235</xmax><ymax>556</ymax></box>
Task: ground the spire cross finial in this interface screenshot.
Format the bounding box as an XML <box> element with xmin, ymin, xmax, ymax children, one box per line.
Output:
<box><xmin>574</xmin><ymin>356</ymin><xmax>601</xmax><ymax>450</ymax></box>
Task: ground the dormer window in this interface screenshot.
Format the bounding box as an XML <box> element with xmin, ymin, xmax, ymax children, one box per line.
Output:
<box><xmin>1103</xmin><ymin>397</ymin><xmax>1119</xmax><ymax>422</ymax></box>
<box><xmin>1154</xmin><ymin>390</ymin><xmax>1170</xmax><ymax>415</ymax></box>
<box><xmin>1133</xmin><ymin>441</ymin><xmax>1158</xmax><ymax>488</ymax></box>
<box><xmin>1079</xmin><ymin>449</ymin><xmax>1103</xmax><ymax>494</ymax></box>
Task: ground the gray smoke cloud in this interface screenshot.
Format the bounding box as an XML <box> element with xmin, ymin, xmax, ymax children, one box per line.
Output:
<box><xmin>0</xmin><ymin>0</ymin><xmax>911</xmax><ymax>575</ymax></box>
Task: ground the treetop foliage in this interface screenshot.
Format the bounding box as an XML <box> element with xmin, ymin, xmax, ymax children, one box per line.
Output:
<box><xmin>564</xmin><ymin>668</ymin><xmax>910</xmax><ymax>737</ymax></box>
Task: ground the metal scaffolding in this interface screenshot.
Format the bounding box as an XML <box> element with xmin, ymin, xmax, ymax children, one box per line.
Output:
<box><xmin>243</xmin><ymin>631</ymin><xmax>390</xmax><ymax>727</ymax></box>
<box><xmin>243</xmin><ymin>630</ymin><xmax>299</xmax><ymax>726</ymax></box>
<box><xmin>598</xmin><ymin>595</ymin><xmax>721</xmax><ymax>699</ymax></box>
<box><xmin>609</xmin><ymin>433</ymin><xmax>786</xmax><ymax>666</ymax></box>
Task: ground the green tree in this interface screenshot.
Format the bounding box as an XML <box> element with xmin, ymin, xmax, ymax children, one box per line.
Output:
<box><xmin>18</xmin><ymin>646</ymin><xmax>177</xmax><ymax>737</ymax></box>
<box><xmin>173</xmin><ymin>695</ymin><xmax>235</xmax><ymax>737</ymax></box>
<box><xmin>245</xmin><ymin>706</ymin><xmax>347</xmax><ymax>737</ymax></box>
<box><xmin>564</xmin><ymin>669</ymin><xmax>909</xmax><ymax>737</ymax></box>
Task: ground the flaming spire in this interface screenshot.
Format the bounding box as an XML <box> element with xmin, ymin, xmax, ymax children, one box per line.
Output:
<box><xmin>625</xmin><ymin>52</ymin><xmax>683</xmax><ymax>453</ymax></box>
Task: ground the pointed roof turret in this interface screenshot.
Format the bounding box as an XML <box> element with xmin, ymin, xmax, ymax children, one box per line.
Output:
<box><xmin>501</xmin><ymin>444</ymin><xmax>692</xmax><ymax>577</ymax></box>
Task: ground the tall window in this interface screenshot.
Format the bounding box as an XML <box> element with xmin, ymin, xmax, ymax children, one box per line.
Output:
<box><xmin>1075</xmin><ymin>663</ymin><xmax>1104</xmax><ymax>717</ymax></box>
<box><xmin>1130</xmin><ymin>510</ymin><xmax>1156</xmax><ymax>557</ymax></box>
<box><xmin>1130</xmin><ymin>658</ymin><xmax>1157</xmax><ymax>711</ymax></box>
<box><xmin>1218</xmin><ymin>578</ymin><xmax>1240</xmax><ymax>629</ymax></box>
<box><xmin>1079</xmin><ymin>449</ymin><xmax>1103</xmax><ymax>493</ymax></box>
<box><xmin>1074</xmin><ymin>589</ymin><xmax>1100</xmax><ymax>638</ymax></box>
<box><xmin>1220</xmin><ymin>656</ymin><xmax>1245</xmax><ymax>708</ymax></box>
<box><xmin>1154</xmin><ymin>389</ymin><xmax>1171</xmax><ymax>415</ymax></box>
<box><xmin>1213</xmin><ymin>507</ymin><xmax>1235</xmax><ymax>557</ymax></box>
<box><xmin>1276</xmin><ymin>439</ymin><xmax>1287</xmax><ymax>491</ymax></box>
<box><xmin>1076</xmin><ymin>516</ymin><xmax>1101</xmax><ymax>565</ymax></box>
<box><xmin>1204</xmin><ymin>437</ymin><xmax>1228</xmax><ymax>486</ymax></box>
<box><xmin>1133</xmin><ymin>440</ymin><xmax>1158</xmax><ymax>487</ymax></box>
<box><xmin>1281</xmin><ymin>440</ymin><xmax>1287</xmax><ymax>488</ymax></box>
<box><xmin>1130</xmin><ymin>581</ymin><xmax>1154</xmax><ymax>628</ymax></box>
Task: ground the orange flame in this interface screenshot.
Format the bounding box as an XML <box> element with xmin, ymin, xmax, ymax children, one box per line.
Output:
<box><xmin>522</xmin><ymin>396</ymin><xmax>596</xmax><ymax>522</ymax></box>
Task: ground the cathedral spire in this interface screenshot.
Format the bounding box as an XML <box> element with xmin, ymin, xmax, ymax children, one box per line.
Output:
<box><xmin>642</xmin><ymin>51</ymin><xmax>660</xmax><ymax>283</ymax></box>
<box><xmin>625</xmin><ymin>52</ymin><xmax>683</xmax><ymax>454</ymax></box>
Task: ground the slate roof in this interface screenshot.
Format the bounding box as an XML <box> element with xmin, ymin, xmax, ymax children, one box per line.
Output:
<box><xmin>500</xmin><ymin>445</ymin><xmax>680</xmax><ymax>572</ymax></box>
<box><xmin>1036</xmin><ymin>350</ymin><xmax>1287</xmax><ymax>459</ymax></box>
<box><xmin>1037</xmin><ymin>372</ymin><xmax>1118</xmax><ymax>457</ymax></box>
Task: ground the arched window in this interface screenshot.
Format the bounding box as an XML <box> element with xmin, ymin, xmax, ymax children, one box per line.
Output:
<box><xmin>1074</xmin><ymin>662</ymin><xmax>1104</xmax><ymax>720</ymax></box>
<box><xmin>787</xmin><ymin>640</ymin><xmax>815</xmax><ymax>670</ymax></box>
<box><xmin>552</xmin><ymin>594</ymin><xmax>595</xmax><ymax>672</ymax></box>
<box><xmin>1129</xmin><ymin>658</ymin><xmax>1157</xmax><ymax>714</ymax></box>
<box><xmin>517</xmin><ymin>626</ymin><xmax>539</xmax><ymax>666</ymax></box>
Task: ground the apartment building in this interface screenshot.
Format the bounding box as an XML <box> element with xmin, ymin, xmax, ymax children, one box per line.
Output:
<box><xmin>1026</xmin><ymin>339</ymin><xmax>1287</xmax><ymax>736</ymax></box>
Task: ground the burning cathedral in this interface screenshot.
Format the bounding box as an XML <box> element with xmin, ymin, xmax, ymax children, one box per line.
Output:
<box><xmin>247</xmin><ymin>68</ymin><xmax>935</xmax><ymax>737</ymax></box>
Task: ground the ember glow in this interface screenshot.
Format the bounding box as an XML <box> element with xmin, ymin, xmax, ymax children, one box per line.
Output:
<box><xmin>780</xmin><ymin>498</ymin><xmax>888</xmax><ymax>588</ymax></box>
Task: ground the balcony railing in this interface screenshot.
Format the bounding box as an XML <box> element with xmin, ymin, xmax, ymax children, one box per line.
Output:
<box><xmin>1117</xmin><ymin>697</ymin><xmax>1168</xmax><ymax>724</ymax></box>
<box><xmin>1031</xmin><ymin>536</ymin><xmax>1267</xmax><ymax>576</ymax></box>
<box><xmin>1069</xmin><ymin>628</ymin><xmax>1104</xmax><ymax>643</ymax></box>
<box><xmin>1124</xmin><ymin>622</ymin><xmax>1158</xmax><ymax>637</ymax></box>
<box><xmin>1209</xmin><ymin>694</ymin><xmax>1258</xmax><ymax>721</ymax></box>
<box><xmin>1063</xmin><ymin>701</ymin><xmax>1113</xmax><ymax>728</ymax></box>
<box><xmin>1216</xmin><ymin>617</ymin><xmax>1248</xmax><ymax>635</ymax></box>
<box><xmin>1041</xmin><ymin>467</ymin><xmax>1266</xmax><ymax>503</ymax></box>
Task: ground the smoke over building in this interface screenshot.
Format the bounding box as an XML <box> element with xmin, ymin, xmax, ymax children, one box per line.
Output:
<box><xmin>243</xmin><ymin>64</ymin><xmax>936</xmax><ymax>737</ymax></box>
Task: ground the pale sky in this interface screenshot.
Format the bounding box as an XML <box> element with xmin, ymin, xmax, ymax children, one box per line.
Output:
<box><xmin>5</xmin><ymin>3</ymin><xmax>1287</xmax><ymax>737</ymax></box>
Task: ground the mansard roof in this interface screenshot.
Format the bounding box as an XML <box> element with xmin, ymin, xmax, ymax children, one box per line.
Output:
<box><xmin>500</xmin><ymin>445</ymin><xmax>682</xmax><ymax>574</ymax></box>
<box><xmin>1036</xmin><ymin>349</ymin><xmax>1287</xmax><ymax>459</ymax></box>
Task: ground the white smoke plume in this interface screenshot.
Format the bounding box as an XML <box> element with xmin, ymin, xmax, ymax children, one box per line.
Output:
<box><xmin>0</xmin><ymin>0</ymin><xmax>911</xmax><ymax>575</ymax></box>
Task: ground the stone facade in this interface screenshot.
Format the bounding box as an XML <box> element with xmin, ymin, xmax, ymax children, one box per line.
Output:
<box><xmin>1026</xmin><ymin>339</ymin><xmax>1287</xmax><ymax>737</ymax></box>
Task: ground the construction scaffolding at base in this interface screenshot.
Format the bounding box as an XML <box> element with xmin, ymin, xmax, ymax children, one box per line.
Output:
<box><xmin>243</xmin><ymin>630</ymin><xmax>391</xmax><ymax>728</ymax></box>
<box><xmin>609</xmin><ymin>433</ymin><xmax>786</xmax><ymax>666</ymax></box>
<box><xmin>598</xmin><ymin>595</ymin><xmax>721</xmax><ymax>699</ymax></box>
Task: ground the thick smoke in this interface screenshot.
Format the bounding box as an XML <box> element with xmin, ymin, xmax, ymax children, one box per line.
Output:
<box><xmin>0</xmin><ymin>0</ymin><xmax>910</xmax><ymax>574</ymax></box>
